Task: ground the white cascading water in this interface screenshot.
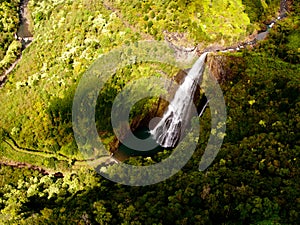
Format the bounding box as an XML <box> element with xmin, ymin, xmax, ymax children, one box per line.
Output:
<box><xmin>151</xmin><ymin>52</ymin><xmax>209</xmax><ymax>148</ymax></box>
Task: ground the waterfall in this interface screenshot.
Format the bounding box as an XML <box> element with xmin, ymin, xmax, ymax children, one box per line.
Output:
<box><xmin>150</xmin><ymin>52</ymin><xmax>209</xmax><ymax>148</ymax></box>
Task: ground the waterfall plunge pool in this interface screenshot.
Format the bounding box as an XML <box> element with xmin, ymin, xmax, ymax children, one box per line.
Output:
<box><xmin>117</xmin><ymin>127</ymin><xmax>164</xmax><ymax>159</ymax></box>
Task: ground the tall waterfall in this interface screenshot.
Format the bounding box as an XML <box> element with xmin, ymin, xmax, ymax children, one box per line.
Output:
<box><xmin>151</xmin><ymin>52</ymin><xmax>209</xmax><ymax>148</ymax></box>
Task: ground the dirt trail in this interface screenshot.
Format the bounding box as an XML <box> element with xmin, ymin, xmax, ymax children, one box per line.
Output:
<box><xmin>1</xmin><ymin>0</ymin><xmax>292</xmax><ymax>173</ymax></box>
<box><xmin>0</xmin><ymin>160</ymin><xmax>62</xmax><ymax>177</ymax></box>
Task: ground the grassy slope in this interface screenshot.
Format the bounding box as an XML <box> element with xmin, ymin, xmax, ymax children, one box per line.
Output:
<box><xmin>0</xmin><ymin>0</ymin><xmax>280</xmax><ymax>165</ymax></box>
<box><xmin>1</xmin><ymin>0</ymin><xmax>141</xmax><ymax>165</ymax></box>
<box><xmin>0</xmin><ymin>0</ymin><xmax>299</xmax><ymax>224</ymax></box>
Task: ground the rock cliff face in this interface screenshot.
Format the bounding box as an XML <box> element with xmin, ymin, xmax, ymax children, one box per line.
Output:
<box><xmin>109</xmin><ymin>51</ymin><xmax>247</xmax><ymax>155</ymax></box>
<box><xmin>108</xmin><ymin>0</ymin><xmax>291</xmax><ymax>153</ymax></box>
<box><xmin>206</xmin><ymin>54</ymin><xmax>231</xmax><ymax>83</ymax></box>
<box><xmin>208</xmin><ymin>53</ymin><xmax>248</xmax><ymax>83</ymax></box>
<box><xmin>109</xmin><ymin>69</ymin><xmax>189</xmax><ymax>154</ymax></box>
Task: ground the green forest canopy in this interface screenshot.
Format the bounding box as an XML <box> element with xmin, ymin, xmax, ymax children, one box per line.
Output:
<box><xmin>0</xmin><ymin>0</ymin><xmax>299</xmax><ymax>224</ymax></box>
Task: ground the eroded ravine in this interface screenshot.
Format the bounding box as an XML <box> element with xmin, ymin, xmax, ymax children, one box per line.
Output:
<box><xmin>0</xmin><ymin>0</ymin><xmax>291</xmax><ymax>175</ymax></box>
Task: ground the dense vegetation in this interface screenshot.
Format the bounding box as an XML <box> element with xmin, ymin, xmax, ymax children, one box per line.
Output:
<box><xmin>0</xmin><ymin>0</ymin><xmax>299</xmax><ymax>224</ymax></box>
<box><xmin>0</xmin><ymin>0</ymin><xmax>284</xmax><ymax>165</ymax></box>
<box><xmin>242</xmin><ymin>0</ymin><xmax>281</xmax><ymax>23</ymax></box>
<box><xmin>111</xmin><ymin>0</ymin><xmax>251</xmax><ymax>44</ymax></box>
<box><xmin>0</xmin><ymin>0</ymin><xmax>22</xmax><ymax>75</ymax></box>
<box><xmin>110</xmin><ymin>0</ymin><xmax>282</xmax><ymax>46</ymax></box>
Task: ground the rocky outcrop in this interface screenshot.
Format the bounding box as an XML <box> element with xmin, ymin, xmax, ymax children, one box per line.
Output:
<box><xmin>206</xmin><ymin>54</ymin><xmax>231</xmax><ymax>83</ymax></box>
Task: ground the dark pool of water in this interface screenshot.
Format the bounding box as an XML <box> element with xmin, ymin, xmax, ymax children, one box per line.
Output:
<box><xmin>118</xmin><ymin>127</ymin><xmax>164</xmax><ymax>158</ymax></box>
<box><xmin>17</xmin><ymin>21</ymin><xmax>32</xmax><ymax>38</ymax></box>
<box><xmin>17</xmin><ymin>0</ymin><xmax>32</xmax><ymax>38</ymax></box>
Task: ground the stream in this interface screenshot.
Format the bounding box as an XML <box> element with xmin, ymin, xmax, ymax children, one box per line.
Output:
<box><xmin>114</xmin><ymin>0</ymin><xmax>291</xmax><ymax>162</ymax></box>
<box><xmin>17</xmin><ymin>0</ymin><xmax>33</xmax><ymax>38</ymax></box>
<box><xmin>168</xmin><ymin>0</ymin><xmax>289</xmax><ymax>55</ymax></box>
<box><xmin>0</xmin><ymin>0</ymin><xmax>291</xmax><ymax>172</ymax></box>
<box><xmin>0</xmin><ymin>0</ymin><xmax>33</xmax><ymax>87</ymax></box>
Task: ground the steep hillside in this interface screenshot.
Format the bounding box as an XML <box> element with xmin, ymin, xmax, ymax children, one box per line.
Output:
<box><xmin>0</xmin><ymin>0</ymin><xmax>299</xmax><ymax>223</ymax></box>
<box><xmin>1</xmin><ymin>0</ymin><xmax>281</xmax><ymax>165</ymax></box>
